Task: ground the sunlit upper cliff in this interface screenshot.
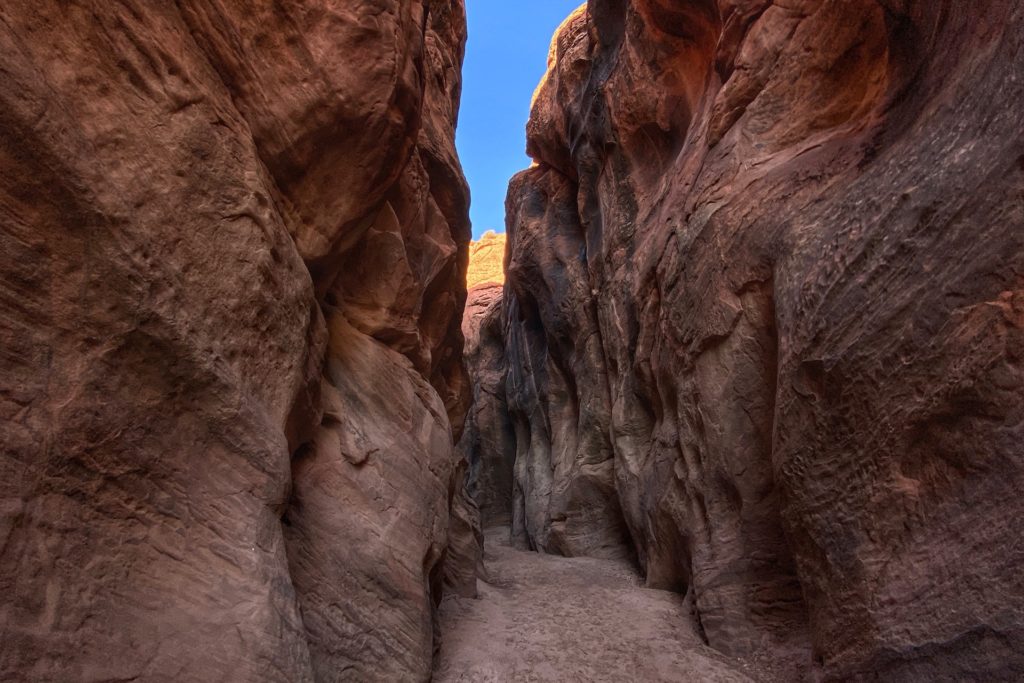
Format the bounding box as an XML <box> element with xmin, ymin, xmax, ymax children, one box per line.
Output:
<box><xmin>466</xmin><ymin>230</ymin><xmax>506</xmax><ymax>289</ymax></box>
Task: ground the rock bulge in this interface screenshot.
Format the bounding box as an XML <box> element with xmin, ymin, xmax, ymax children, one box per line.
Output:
<box><xmin>0</xmin><ymin>1</ymin><xmax>471</xmax><ymax>680</ymax></box>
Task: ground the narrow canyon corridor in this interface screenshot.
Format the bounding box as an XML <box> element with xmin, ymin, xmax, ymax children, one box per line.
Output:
<box><xmin>1</xmin><ymin>0</ymin><xmax>1023</xmax><ymax>681</ymax></box>
<box><xmin>435</xmin><ymin>529</ymin><xmax>764</xmax><ymax>683</ymax></box>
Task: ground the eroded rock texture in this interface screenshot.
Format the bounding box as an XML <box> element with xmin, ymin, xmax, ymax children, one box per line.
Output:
<box><xmin>458</xmin><ymin>232</ymin><xmax>515</xmax><ymax>532</ymax></box>
<box><xmin>466</xmin><ymin>229</ymin><xmax>507</xmax><ymax>289</ymax></box>
<box><xmin>0</xmin><ymin>1</ymin><xmax>470</xmax><ymax>681</ymax></box>
<box><xmin>499</xmin><ymin>0</ymin><xmax>1024</xmax><ymax>679</ymax></box>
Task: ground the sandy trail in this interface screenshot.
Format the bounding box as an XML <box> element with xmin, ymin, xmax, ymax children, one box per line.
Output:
<box><xmin>434</xmin><ymin>528</ymin><xmax>755</xmax><ymax>682</ymax></box>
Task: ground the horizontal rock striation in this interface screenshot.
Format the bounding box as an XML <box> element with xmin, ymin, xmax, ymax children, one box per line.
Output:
<box><xmin>0</xmin><ymin>1</ymin><xmax>471</xmax><ymax>681</ymax></box>
<box><xmin>495</xmin><ymin>0</ymin><xmax>1024</xmax><ymax>679</ymax></box>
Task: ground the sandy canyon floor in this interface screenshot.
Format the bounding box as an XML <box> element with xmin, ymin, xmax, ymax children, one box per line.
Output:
<box><xmin>434</xmin><ymin>528</ymin><xmax>786</xmax><ymax>682</ymax></box>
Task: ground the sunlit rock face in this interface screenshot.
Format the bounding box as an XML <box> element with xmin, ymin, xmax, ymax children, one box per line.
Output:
<box><xmin>0</xmin><ymin>1</ymin><xmax>470</xmax><ymax>681</ymax></box>
<box><xmin>466</xmin><ymin>230</ymin><xmax>507</xmax><ymax>289</ymax></box>
<box><xmin>501</xmin><ymin>0</ymin><xmax>1024</xmax><ymax>678</ymax></box>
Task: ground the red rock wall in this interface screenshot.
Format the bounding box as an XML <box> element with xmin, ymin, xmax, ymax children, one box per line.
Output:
<box><xmin>0</xmin><ymin>1</ymin><xmax>470</xmax><ymax>680</ymax></box>
<box><xmin>459</xmin><ymin>283</ymin><xmax>515</xmax><ymax>531</ymax></box>
<box><xmin>500</xmin><ymin>0</ymin><xmax>1024</xmax><ymax>678</ymax></box>
<box><xmin>458</xmin><ymin>233</ymin><xmax>515</xmax><ymax>534</ymax></box>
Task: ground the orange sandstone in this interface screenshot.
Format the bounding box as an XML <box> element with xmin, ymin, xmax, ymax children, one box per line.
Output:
<box><xmin>466</xmin><ymin>230</ymin><xmax>506</xmax><ymax>289</ymax></box>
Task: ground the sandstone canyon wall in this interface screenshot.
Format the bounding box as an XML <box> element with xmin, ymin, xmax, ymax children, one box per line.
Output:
<box><xmin>0</xmin><ymin>1</ymin><xmax>471</xmax><ymax>681</ymax></box>
<box><xmin>458</xmin><ymin>232</ymin><xmax>515</xmax><ymax>532</ymax></box>
<box><xmin>487</xmin><ymin>0</ymin><xmax>1024</xmax><ymax>679</ymax></box>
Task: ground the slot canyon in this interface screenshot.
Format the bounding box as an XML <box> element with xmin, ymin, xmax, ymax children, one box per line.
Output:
<box><xmin>1</xmin><ymin>1</ymin><xmax>1022</xmax><ymax>681</ymax></box>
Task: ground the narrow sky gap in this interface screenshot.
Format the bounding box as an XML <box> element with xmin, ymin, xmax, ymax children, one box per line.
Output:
<box><xmin>456</xmin><ymin>0</ymin><xmax>583</xmax><ymax>240</ymax></box>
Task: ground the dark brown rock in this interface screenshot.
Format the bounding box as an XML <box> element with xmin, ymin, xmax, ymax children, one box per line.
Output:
<box><xmin>459</xmin><ymin>284</ymin><xmax>514</xmax><ymax>530</ymax></box>
<box><xmin>504</xmin><ymin>168</ymin><xmax>634</xmax><ymax>560</ymax></box>
<box><xmin>0</xmin><ymin>1</ymin><xmax>470</xmax><ymax>681</ymax></box>
<box><xmin>457</xmin><ymin>232</ymin><xmax>517</xmax><ymax>535</ymax></box>
<box><xmin>497</xmin><ymin>1</ymin><xmax>1024</xmax><ymax>679</ymax></box>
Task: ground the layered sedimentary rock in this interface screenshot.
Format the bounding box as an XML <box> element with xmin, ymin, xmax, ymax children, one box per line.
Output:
<box><xmin>0</xmin><ymin>1</ymin><xmax>470</xmax><ymax>681</ymax></box>
<box><xmin>498</xmin><ymin>0</ymin><xmax>1024</xmax><ymax>679</ymax></box>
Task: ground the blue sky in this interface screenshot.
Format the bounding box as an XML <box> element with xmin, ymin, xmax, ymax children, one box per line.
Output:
<box><xmin>457</xmin><ymin>1</ymin><xmax>583</xmax><ymax>239</ymax></box>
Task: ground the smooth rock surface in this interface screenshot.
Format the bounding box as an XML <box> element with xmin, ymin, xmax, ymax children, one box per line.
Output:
<box><xmin>0</xmin><ymin>1</ymin><xmax>471</xmax><ymax>680</ymax></box>
<box><xmin>492</xmin><ymin>1</ymin><xmax>1024</xmax><ymax>679</ymax></box>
